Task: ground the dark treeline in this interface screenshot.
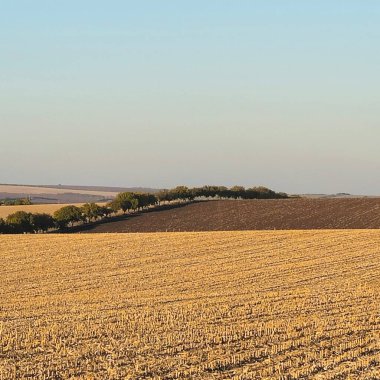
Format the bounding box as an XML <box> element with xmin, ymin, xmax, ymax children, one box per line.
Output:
<box><xmin>157</xmin><ymin>185</ymin><xmax>288</xmax><ymax>202</ymax></box>
<box><xmin>0</xmin><ymin>197</ymin><xmax>32</xmax><ymax>206</ymax></box>
<box><xmin>0</xmin><ymin>185</ymin><xmax>288</xmax><ymax>234</ymax></box>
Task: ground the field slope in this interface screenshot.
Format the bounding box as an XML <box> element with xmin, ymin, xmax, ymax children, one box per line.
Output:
<box><xmin>1</xmin><ymin>231</ymin><xmax>380</xmax><ymax>379</ymax></box>
<box><xmin>80</xmin><ymin>198</ymin><xmax>380</xmax><ymax>233</ymax></box>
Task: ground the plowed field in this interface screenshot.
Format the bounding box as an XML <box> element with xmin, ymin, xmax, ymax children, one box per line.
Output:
<box><xmin>80</xmin><ymin>198</ymin><xmax>380</xmax><ymax>233</ymax></box>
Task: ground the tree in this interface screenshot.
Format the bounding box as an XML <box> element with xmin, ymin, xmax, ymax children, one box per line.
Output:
<box><xmin>250</xmin><ymin>186</ymin><xmax>275</xmax><ymax>199</ymax></box>
<box><xmin>30</xmin><ymin>213</ymin><xmax>55</xmax><ymax>233</ymax></box>
<box><xmin>19</xmin><ymin>197</ymin><xmax>32</xmax><ymax>205</ymax></box>
<box><xmin>157</xmin><ymin>189</ymin><xmax>172</xmax><ymax>204</ymax></box>
<box><xmin>6</xmin><ymin>211</ymin><xmax>34</xmax><ymax>233</ymax></box>
<box><xmin>99</xmin><ymin>205</ymin><xmax>112</xmax><ymax>218</ymax></box>
<box><xmin>171</xmin><ymin>186</ymin><xmax>193</xmax><ymax>201</ymax></box>
<box><xmin>216</xmin><ymin>186</ymin><xmax>229</xmax><ymax>199</ymax></box>
<box><xmin>135</xmin><ymin>193</ymin><xmax>157</xmax><ymax>210</ymax></box>
<box><xmin>147</xmin><ymin>193</ymin><xmax>158</xmax><ymax>207</ymax></box>
<box><xmin>53</xmin><ymin>206</ymin><xmax>83</xmax><ymax>228</ymax></box>
<box><xmin>230</xmin><ymin>186</ymin><xmax>246</xmax><ymax>199</ymax></box>
<box><xmin>245</xmin><ymin>188</ymin><xmax>259</xmax><ymax>199</ymax></box>
<box><xmin>0</xmin><ymin>218</ymin><xmax>7</xmax><ymax>234</ymax></box>
<box><xmin>113</xmin><ymin>192</ymin><xmax>139</xmax><ymax>213</ymax></box>
<box><xmin>129</xmin><ymin>197</ymin><xmax>139</xmax><ymax>212</ymax></box>
<box><xmin>191</xmin><ymin>186</ymin><xmax>216</xmax><ymax>199</ymax></box>
<box><xmin>81</xmin><ymin>203</ymin><xmax>103</xmax><ymax>223</ymax></box>
<box><xmin>1</xmin><ymin>197</ymin><xmax>32</xmax><ymax>206</ymax></box>
<box><xmin>107</xmin><ymin>200</ymin><xmax>121</xmax><ymax>214</ymax></box>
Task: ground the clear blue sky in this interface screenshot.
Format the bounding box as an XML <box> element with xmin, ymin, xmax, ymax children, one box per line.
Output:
<box><xmin>1</xmin><ymin>1</ymin><xmax>379</xmax><ymax>194</ymax></box>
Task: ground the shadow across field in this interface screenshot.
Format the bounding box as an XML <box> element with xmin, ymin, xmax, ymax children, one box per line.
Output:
<box><xmin>74</xmin><ymin>198</ymin><xmax>380</xmax><ymax>233</ymax></box>
<box><xmin>65</xmin><ymin>201</ymin><xmax>195</xmax><ymax>233</ymax></box>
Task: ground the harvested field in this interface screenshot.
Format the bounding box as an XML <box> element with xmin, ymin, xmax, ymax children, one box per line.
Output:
<box><xmin>0</xmin><ymin>184</ymin><xmax>117</xmax><ymax>204</ymax></box>
<box><xmin>0</xmin><ymin>203</ymin><xmax>106</xmax><ymax>219</ymax></box>
<box><xmin>1</xmin><ymin>231</ymin><xmax>380</xmax><ymax>379</ymax></box>
<box><xmin>80</xmin><ymin>198</ymin><xmax>380</xmax><ymax>233</ymax></box>
<box><xmin>0</xmin><ymin>184</ymin><xmax>118</xmax><ymax>197</ymax></box>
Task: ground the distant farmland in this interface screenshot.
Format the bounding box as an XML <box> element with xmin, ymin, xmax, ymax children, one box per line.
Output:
<box><xmin>79</xmin><ymin>198</ymin><xmax>380</xmax><ymax>233</ymax></box>
<box><xmin>0</xmin><ymin>184</ymin><xmax>157</xmax><ymax>204</ymax></box>
<box><xmin>1</xmin><ymin>231</ymin><xmax>380</xmax><ymax>379</ymax></box>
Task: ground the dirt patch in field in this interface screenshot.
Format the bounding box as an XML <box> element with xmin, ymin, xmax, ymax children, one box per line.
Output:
<box><xmin>78</xmin><ymin>198</ymin><xmax>380</xmax><ymax>232</ymax></box>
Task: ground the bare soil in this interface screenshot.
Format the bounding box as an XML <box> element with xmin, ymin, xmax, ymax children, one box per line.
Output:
<box><xmin>78</xmin><ymin>198</ymin><xmax>380</xmax><ymax>233</ymax></box>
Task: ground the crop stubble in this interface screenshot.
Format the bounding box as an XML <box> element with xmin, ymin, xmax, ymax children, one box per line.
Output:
<box><xmin>1</xmin><ymin>231</ymin><xmax>380</xmax><ymax>379</ymax></box>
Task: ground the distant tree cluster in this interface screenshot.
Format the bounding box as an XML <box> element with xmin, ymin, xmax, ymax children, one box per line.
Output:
<box><xmin>157</xmin><ymin>185</ymin><xmax>288</xmax><ymax>202</ymax></box>
<box><xmin>0</xmin><ymin>186</ymin><xmax>288</xmax><ymax>234</ymax></box>
<box><xmin>0</xmin><ymin>211</ymin><xmax>55</xmax><ymax>234</ymax></box>
<box><xmin>107</xmin><ymin>192</ymin><xmax>157</xmax><ymax>214</ymax></box>
<box><xmin>0</xmin><ymin>197</ymin><xmax>32</xmax><ymax>206</ymax></box>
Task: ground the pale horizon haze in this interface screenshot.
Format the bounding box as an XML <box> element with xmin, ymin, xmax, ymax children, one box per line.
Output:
<box><xmin>1</xmin><ymin>1</ymin><xmax>379</xmax><ymax>194</ymax></box>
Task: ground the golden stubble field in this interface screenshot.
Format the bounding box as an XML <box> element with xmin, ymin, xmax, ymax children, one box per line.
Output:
<box><xmin>0</xmin><ymin>203</ymin><xmax>107</xmax><ymax>219</ymax></box>
<box><xmin>1</xmin><ymin>231</ymin><xmax>380</xmax><ymax>379</ymax></box>
<box><xmin>0</xmin><ymin>204</ymin><xmax>75</xmax><ymax>219</ymax></box>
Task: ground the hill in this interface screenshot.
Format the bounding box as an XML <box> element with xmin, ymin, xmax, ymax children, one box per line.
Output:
<box><xmin>79</xmin><ymin>198</ymin><xmax>380</xmax><ymax>233</ymax></box>
<box><xmin>0</xmin><ymin>184</ymin><xmax>159</xmax><ymax>204</ymax></box>
<box><xmin>1</xmin><ymin>231</ymin><xmax>380</xmax><ymax>378</ymax></box>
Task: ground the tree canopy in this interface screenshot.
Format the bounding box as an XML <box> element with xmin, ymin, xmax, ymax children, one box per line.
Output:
<box><xmin>53</xmin><ymin>206</ymin><xmax>83</xmax><ymax>228</ymax></box>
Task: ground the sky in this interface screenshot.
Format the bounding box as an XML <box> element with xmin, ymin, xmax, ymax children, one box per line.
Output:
<box><xmin>1</xmin><ymin>1</ymin><xmax>379</xmax><ymax>194</ymax></box>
